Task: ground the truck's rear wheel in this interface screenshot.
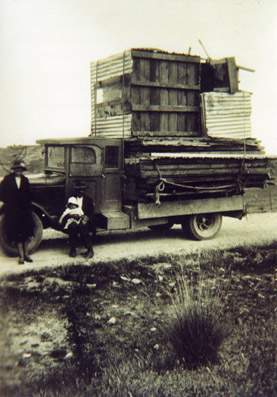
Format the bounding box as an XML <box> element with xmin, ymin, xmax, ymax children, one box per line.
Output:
<box><xmin>182</xmin><ymin>214</ymin><xmax>222</xmax><ymax>240</ymax></box>
<box><xmin>0</xmin><ymin>212</ymin><xmax>43</xmax><ymax>257</ymax></box>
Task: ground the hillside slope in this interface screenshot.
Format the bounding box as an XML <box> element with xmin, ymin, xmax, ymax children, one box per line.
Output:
<box><xmin>0</xmin><ymin>145</ymin><xmax>44</xmax><ymax>176</ymax></box>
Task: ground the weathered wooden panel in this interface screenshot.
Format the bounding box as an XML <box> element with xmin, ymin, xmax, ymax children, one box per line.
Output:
<box><xmin>244</xmin><ymin>186</ymin><xmax>277</xmax><ymax>213</ymax></box>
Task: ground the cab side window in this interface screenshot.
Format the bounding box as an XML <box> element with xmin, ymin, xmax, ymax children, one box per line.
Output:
<box><xmin>105</xmin><ymin>146</ymin><xmax>119</xmax><ymax>168</ymax></box>
<box><xmin>70</xmin><ymin>147</ymin><xmax>97</xmax><ymax>176</ymax></box>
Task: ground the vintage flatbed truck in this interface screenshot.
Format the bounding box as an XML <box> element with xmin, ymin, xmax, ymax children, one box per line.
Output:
<box><xmin>0</xmin><ymin>135</ymin><xmax>276</xmax><ymax>256</ymax></box>
<box><xmin>0</xmin><ymin>48</ymin><xmax>276</xmax><ymax>255</ymax></box>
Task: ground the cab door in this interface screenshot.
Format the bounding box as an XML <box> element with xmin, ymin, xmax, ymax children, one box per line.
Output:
<box><xmin>68</xmin><ymin>145</ymin><xmax>104</xmax><ymax>213</ymax></box>
<box><xmin>101</xmin><ymin>144</ymin><xmax>123</xmax><ymax>212</ymax></box>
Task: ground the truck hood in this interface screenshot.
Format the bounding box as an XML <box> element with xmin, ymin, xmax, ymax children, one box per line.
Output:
<box><xmin>28</xmin><ymin>172</ymin><xmax>65</xmax><ymax>186</ymax></box>
<box><xmin>0</xmin><ymin>172</ymin><xmax>65</xmax><ymax>186</ymax></box>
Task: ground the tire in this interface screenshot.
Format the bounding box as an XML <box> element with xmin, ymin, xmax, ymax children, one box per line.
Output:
<box><xmin>148</xmin><ymin>221</ymin><xmax>174</xmax><ymax>232</ymax></box>
<box><xmin>182</xmin><ymin>214</ymin><xmax>222</xmax><ymax>240</ymax></box>
<box><xmin>0</xmin><ymin>212</ymin><xmax>43</xmax><ymax>257</ymax></box>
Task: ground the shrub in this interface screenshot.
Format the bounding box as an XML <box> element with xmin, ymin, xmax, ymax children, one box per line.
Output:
<box><xmin>167</xmin><ymin>274</ymin><xmax>231</xmax><ymax>369</ymax></box>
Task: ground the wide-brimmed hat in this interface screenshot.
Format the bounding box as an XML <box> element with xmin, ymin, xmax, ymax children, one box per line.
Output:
<box><xmin>73</xmin><ymin>181</ymin><xmax>88</xmax><ymax>190</ymax></box>
<box><xmin>11</xmin><ymin>160</ymin><xmax>27</xmax><ymax>171</ymax></box>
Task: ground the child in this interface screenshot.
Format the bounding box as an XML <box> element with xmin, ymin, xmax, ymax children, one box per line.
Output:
<box><xmin>59</xmin><ymin>197</ymin><xmax>85</xmax><ymax>230</ymax></box>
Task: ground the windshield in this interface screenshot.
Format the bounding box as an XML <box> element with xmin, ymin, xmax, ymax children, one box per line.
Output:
<box><xmin>46</xmin><ymin>146</ymin><xmax>65</xmax><ymax>169</ymax></box>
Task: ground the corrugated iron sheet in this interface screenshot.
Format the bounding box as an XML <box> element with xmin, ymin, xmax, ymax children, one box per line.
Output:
<box><xmin>202</xmin><ymin>91</ymin><xmax>252</xmax><ymax>139</ymax></box>
<box><xmin>90</xmin><ymin>49</ymin><xmax>133</xmax><ymax>82</ymax></box>
<box><xmin>91</xmin><ymin>115</ymin><xmax>132</xmax><ymax>138</ymax></box>
<box><xmin>91</xmin><ymin>51</ymin><xmax>132</xmax><ymax>135</ymax></box>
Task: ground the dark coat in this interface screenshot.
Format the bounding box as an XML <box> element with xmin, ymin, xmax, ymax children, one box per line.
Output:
<box><xmin>0</xmin><ymin>173</ymin><xmax>34</xmax><ymax>243</ymax></box>
<box><xmin>74</xmin><ymin>194</ymin><xmax>96</xmax><ymax>235</ymax></box>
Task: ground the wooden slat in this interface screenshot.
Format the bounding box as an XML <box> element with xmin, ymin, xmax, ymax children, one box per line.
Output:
<box><xmin>150</xmin><ymin>112</ymin><xmax>160</xmax><ymax>132</ymax></box>
<box><xmin>140</xmin><ymin>161</ymin><xmax>268</xmax><ymax>171</ymax></box>
<box><xmin>131</xmin><ymin>130</ymin><xmax>199</xmax><ymax>137</ymax></box>
<box><xmin>130</xmin><ymin>79</ymin><xmax>200</xmax><ymax>90</ymax></box>
<box><xmin>132</xmin><ymin>175</ymin><xmax>266</xmax><ymax>185</ymax></box>
<box><xmin>131</xmin><ymin>49</ymin><xmax>200</xmax><ymax>63</ymax></box>
<box><xmin>227</xmin><ymin>57</ymin><xmax>239</xmax><ymax>94</ymax></box>
<box><xmin>96</xmin><ymin>99</ymin><xmax>131</xmax><ymax>117</ymax></box>
<box><xmin>139</xmin><ymin>168</ymin><xmax>269</xmax><ymax>177</ymax></box>
<box><xmin>140</xmin><ymin>59</ymin><xmax>151</xmax><ymax>131</ymax></box>
<box><xmin>168</xmin><ymin>62</ymin><xmax>178</xmax><ymax>134</ymax></box>
<box><xmin>97</xmin><ymin>74</ymin><xmax>131</xmax><ymax>88</ymax></box>
<box><xmin>132</xmin><ymin>104</ymin><xmax>199</xmax><ymax>112</ymax></box>
<box><xmin>132</xmin><ymin>112</ymin><xmax>141</xmax><ymax>131</ymax></box>
<box><xmin>160</xmin><ymin>61</ymin><xmax>169</xmax><ymax>132</ymax></box>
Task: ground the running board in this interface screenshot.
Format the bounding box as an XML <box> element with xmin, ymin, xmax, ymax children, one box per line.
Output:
<box><xmin>100</xmin><ymin>211</ymin><xmax>130</xmax><ymax>230</ymax></box>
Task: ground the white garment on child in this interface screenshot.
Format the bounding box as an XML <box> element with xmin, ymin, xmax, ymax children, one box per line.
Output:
<box><xmin>60</xmin><ymin>207</ymin><xmax>84</xmax><ymax>230</ymax></box>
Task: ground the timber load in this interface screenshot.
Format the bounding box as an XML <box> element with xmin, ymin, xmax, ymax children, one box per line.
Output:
<box><xmin>90</xmin><ymin>48</ymin><xmax>275</xmax><ymax>204</ymax></box>
<box><xmin>123</xmin><ymin>152</ymin><xmax>274</xmax><ymax>203</ymax></box>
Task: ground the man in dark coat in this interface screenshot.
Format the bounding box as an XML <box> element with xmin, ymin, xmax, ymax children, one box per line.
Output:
<box><xmin>60</xmin><ymin>182</ymin><xmax>95</xmax><ymax>259</ymax></box>
<box><xmin>0</xmin><ymin>160</ymin><xmax>34</xmax><ymax>264</ymax></box>
<box><xmin>73</xmin><ymin>182</ymin><xmax>96</xmax><ymax>235</ymax></box>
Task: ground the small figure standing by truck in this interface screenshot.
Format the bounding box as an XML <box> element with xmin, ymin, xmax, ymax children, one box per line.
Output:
<box><xmin>0</xmin><ymin>160</ymin><xmax>34</xmax><ymax>264</ymax></box>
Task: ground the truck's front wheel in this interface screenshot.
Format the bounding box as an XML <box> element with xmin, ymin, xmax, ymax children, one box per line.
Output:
<box><xmin>182</xmin><ymin>214</ymin><xmax>222</xmax><ymax>240</ymax></box>
<box><xmin>0</xmin><ymin>212</ymin><xmax>43</xmax><ymax>257</ymax></box>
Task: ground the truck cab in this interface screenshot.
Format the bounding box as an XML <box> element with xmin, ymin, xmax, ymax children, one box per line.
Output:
<box><xmin>34</xmin><ymin>137</ymin><xmax>129</xmax><ymax>230</ymax></box>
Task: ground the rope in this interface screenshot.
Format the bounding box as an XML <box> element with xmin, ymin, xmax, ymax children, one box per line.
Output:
<box><xmin>94</xmin><ymin>61</ymin><xmax>98</xmax><ymax>136</ymax></box>
<box><xmin>122</xmin><ymin>51</ymin><xmax>126</xmax><ymax>173</ymax></box>
<box><xmin>157</xmin><ymin>177</ymin><xmax>238</xmax><ymax>192</ymax></box>
<box><xmin>153</xmin><ymin>163</ymin><xmax>244</xmax><ymax>205</ymax></box>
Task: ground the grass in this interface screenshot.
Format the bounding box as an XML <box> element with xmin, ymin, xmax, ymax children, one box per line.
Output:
<box><xmin>0</xmin><ymin>241</ymin><xmax>276</xmax><ymax>396</ymax></box>
<box><xmin>167</xmin><ymin>274</ymin><xmax>232</xmax><ymax>368</ymax></box>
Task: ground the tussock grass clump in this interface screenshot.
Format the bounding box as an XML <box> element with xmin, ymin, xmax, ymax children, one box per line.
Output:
<box><xmin>168</xmin><ymin>274</ymin><xmax>231</xmax><ymax>369</ymax></box>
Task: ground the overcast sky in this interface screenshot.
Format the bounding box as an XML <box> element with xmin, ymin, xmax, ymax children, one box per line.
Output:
<box><xmin>1</xmin><ymin>0</ymin><xmax>277</xmax><ymax>154</ymax></box>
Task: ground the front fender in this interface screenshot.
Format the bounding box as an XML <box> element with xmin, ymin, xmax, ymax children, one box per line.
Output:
<box><xmin>31</xmin><ymin>202</ymin><xmax>61</xmax><ymax>230</ymax></box>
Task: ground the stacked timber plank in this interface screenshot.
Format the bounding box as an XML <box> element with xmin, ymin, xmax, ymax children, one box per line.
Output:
<box><xmin>123</xmin><ymin>138</ymin><xmax>274</xmax><ymax>203</ymax></box>
<box><xmin>123</xmin><ymin>136</ymin><xmax>272</xmax><ymax>203</ymax></box>
<box><xmin>124</xmin><ymin>136</ymin><xmax>263</xmax><ymax>156</ymax></box>
<box><xmin>90</xmin><ymin>48</ymin><xmax>275</xmax><ymax>204</ymax></box>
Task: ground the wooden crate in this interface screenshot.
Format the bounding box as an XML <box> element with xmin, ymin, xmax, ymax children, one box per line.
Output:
<box><xmin>91</xmin><ymin>49</ymin><xmax>201</xmax><ymax>138</ymax></box>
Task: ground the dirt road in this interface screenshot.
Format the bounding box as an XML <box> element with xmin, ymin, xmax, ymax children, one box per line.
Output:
<box><xmin>0</xmin><ymin>213</ymin><xmax>276</xmax><ymax>277</ymax></box>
